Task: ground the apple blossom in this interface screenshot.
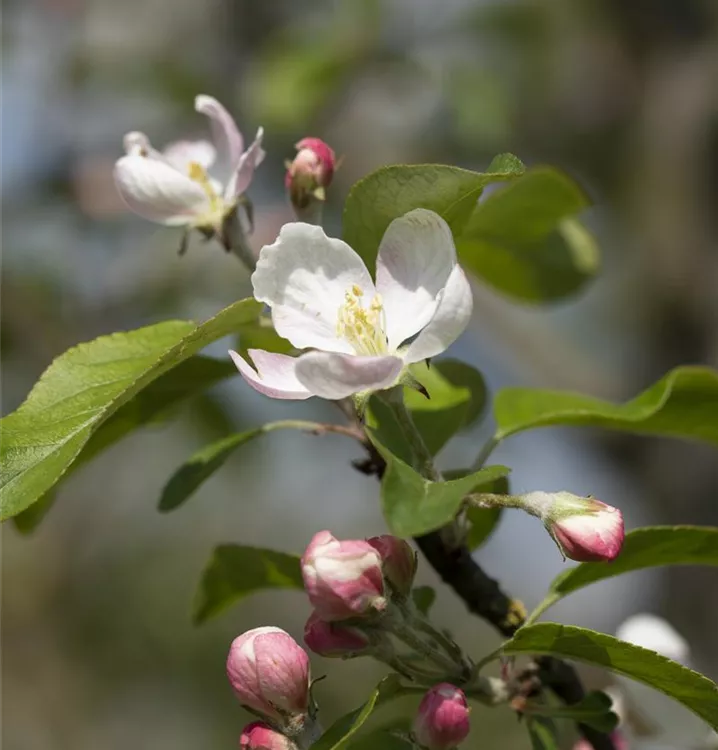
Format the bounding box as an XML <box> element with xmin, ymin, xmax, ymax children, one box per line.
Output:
<box><xmin>519</xmin><ymin>491</ymin><xmax>624</xmax><ymax>562</ymax></box>
<box><xmin>303</xmin><ymin>611</ymin><xmax>372</xmax><ymax>657</ymax></box>
<box><xmin>240</xmin><ymin>722</ymin><xmax>298</xmax><ymax>750</ymax></box>
<box><xmin>114</xmin><ymin>95</ymin><xmax>264</xmax><ymax>240</ymax></box>
<box><xmin>301</xmin><ymin>530</ymin><xmax>386</xmax><ymax>621</ymax></box>
<box><xmin>412</xmin><ymin>683</ymin><xmax>471</xmax><ymax>750</ymax></box>
<box><xmin>226</xmin><ymin>627</ymin><xmax>310</xmax><ymax>727</ymax></box>
<box><xmin>367</xmin><ymin>535</ymin><xmax>417</xmax><ymax>596</ymax></box>
<box><xmin>229</xmin><ymin>208</ymin><xmax>473</xmax><ymax>400</ymax></box>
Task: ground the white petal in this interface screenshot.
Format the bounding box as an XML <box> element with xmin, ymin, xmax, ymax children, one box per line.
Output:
<box><xmin>375</xmin><ymin>209</ymin><xmax>458</xmax><ymax>350</ymax></box>
<box><xmin>229</xmin><ymin>349</ymin><xmax>312</xmax><ymax>400</ymax></box>
<box><xmin>162</xmin><ymin>139</ymin><xmax>216</xmax><ymax>173</ymax></box>
<box><xmin>195</xmin><ymin>94</ymin><xmax>243</xmax><ymax>174</ymax></box>
<box><xmin>294</xmin><ymin>351</ymin><xmax>403</xmax><ymax>399</ymax></box>
<box><xmin>252</xmin><ymin>223</ymin><xmax>374</xmax><ymax>354</ymax></box>
<box><xmin>113</xmin><ymin>154</ymin><xmax>210</xmax><ymax>226</ymax></box>
<box><xmin>403</xmin><ymin>264</ymin><xmax>473</xmax><ymax>364</ymax></box>
<box><xmin>226</xmin><ymin>127</ymin><xmax>265</xmax><ymax>199</ymax></box>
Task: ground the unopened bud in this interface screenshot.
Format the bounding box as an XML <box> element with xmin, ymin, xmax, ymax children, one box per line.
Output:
<box><xmin>303</xmin><ymin>611</ymin><xmax>372</xmax><ymax>658</ymax></box>
<box><xmin>522</xmin><ymin>491</ymin><xmax>624</xmax><ymax>562</ymax></box>
<box><xmin>413</xmin><ymin>683</ymin><xmax>470</xmax><ymax>750</ymax></box>
<box><xmin>301</xmin><ymin>530</ymin><xmax>386</xmax><ymax>621</ymax></box>
<box><xmin>227</xmin><ymin>627</ymin><xmax>310</xmax><ymax>728</ymax></box>
<box><xmin>240</xmin><ymin>722</ymin><xmax>298</xmax><ymax>750</ymax></box>
<box><xmin>367</xmin><ymin>535</ymin><xmax>417</xmax><ymax>596</ymax></box>
<box><xmin>285</xmin><ymin>138</ymin><xmax>336</xmax><ymax>221</ymax></box>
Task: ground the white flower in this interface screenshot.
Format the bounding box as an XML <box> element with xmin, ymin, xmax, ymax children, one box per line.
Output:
<box><xmin>229</xmin><ymin>208</ymin><xmax>473</xmax><ymax>400</ymax></box>
<box><xmin>113</xmin><ymin>95</ymin><xmax>265</xmax><ymax>231</ymax></box>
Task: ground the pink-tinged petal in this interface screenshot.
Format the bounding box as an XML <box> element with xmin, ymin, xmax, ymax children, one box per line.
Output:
<box><xmin>252</xmin><ymin>223</ymin><xmax>374</xmax><ymax>354</ymax></box>
<box><xmin>229</xmin><ymin>349</ymin><xmax>312</xmax><ymax>400</ymax></box>
<box><xmin>122</xmin><ymin>131</ymin><xmax>167</xmax><ymax>161</ymax></box>
<box><xmin>195</xmin><ymin>94</ymin><xmax>243</xmax><ymax>174</ymax></box>
<box><xmin>294</xmin><ymin>351</ymin><xmax>403</xmax><ymax>400</ymax></box>
<box><xmin>162</xmin><ymin>139</ymin><xmax>216</xmax><ymax>173</ymax></box>
<box><xmin>403</xmin><ymin>264</ymin><xmax>473</xmax><ymax>364</ymax></box>
<box><xmin>113</xmin><ymin>154</ymin><xmax>210</xmax><ymax>226</ymax></box>
<box><xmin>376</xmin><ymin>209</ymin><xmax>458</xmax><ymax>350</ymax></box>
<box><xmin>226</xmin><ymin>127</ymin><xmax>266</xmax><ymax>199</ymax></box>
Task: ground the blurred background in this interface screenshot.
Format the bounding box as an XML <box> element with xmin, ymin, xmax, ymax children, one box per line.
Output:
<box><xmin>3</xmin><ymin>0</ymin><xmax>718</xmax><ymax>748</ymax></box>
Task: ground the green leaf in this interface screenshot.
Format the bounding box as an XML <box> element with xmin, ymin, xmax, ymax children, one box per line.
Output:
<box><xmin>526</xmin><ymin>717</ymin><xmax>559</xmax><ymax>750</ymax></box>
<box><xmin>505</xmin><ymin>623</ymin><xmax>718</xmax><ymax>731</ymax></box>
<box><xmin>0</xmin><ymin>299</ymin><xmax>262</xmax><ymax>521</ymax></box>
<box><xmin>456</xmin><ymin>167</ymin><xmax>598</xmax><ymax>302</ymax></box>
<box><xmin>527</xmin><ymin>691</ymin><xmax>618</xmax><ymax>733</ymax></box>
<box><xmin>159</xmin><ymin>429</ymin><xmax>263</xmax><ymax>512</ymax></box>
<box><xmin>193</xmin><ymin>545</ymin><xmax>303</xmax><ymax>625</ymax></box>
<box><xmin>159</xmin><ymin>419</ymin><xmax>354</xmax><ymax>513</ymax></box>
<box><xmin>367</xmin><ymin>360</ymin><xmax>487</xmax><ymax>462</ymax></box>
<box><xmin>406</xmin><ymin>360</ymin><xmax>487</xmax><ymax>455</ymax></box>
<box><xmin>494</xmin><ymin>366</ymin><xmax>718</xmax><ymax>445</ymax></box>
<box><xmin>343</xmin><ymin>159</ymin><xmax>525</xmax><ymax>268</ymax></box>
<box><xmin>368</xmin><ymin>430</ymin><xmax>510</xmax><ymax>537</ymax></box>
<box><xmin>411</xmin><ymin>586</ymin><xmax>436</xmax><ymax>615</ymax></box>
<box><xmin>311</xmin><ymin>675</ymin><xmax>403</xmax><ymax>750</ymax></box>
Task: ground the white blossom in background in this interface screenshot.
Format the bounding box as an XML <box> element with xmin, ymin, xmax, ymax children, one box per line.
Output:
<box><xmin>113</xmin><ymin>95</ymin><xmax>264</xmax><ymax>235</ymax></box>
<box><xmin>230</xmin><ymin>208</ymin><xmax>473</xmax><ymax>400</ymax></box>
<box><xmin>615</xmin><ymin>614</ymin><xmax>717</xmax><ymax>750</ymax></box>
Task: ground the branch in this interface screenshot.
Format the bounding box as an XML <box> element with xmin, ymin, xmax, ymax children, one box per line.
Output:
<box><xmin>357</xmin><ymin>438</ymin><xmax>616</xmax><ymax>750</ymax></box>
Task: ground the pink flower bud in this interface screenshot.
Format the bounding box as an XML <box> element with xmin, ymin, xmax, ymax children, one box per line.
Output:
<box><xmin>301</xmin><ymin>530</ymin><xmax>386</xmax><ymax>621</ymax></box>
<box><xmin>240</xmin><ymin>722</ymin><xmax>298</xmax><ymax>750</ymax></box>
<box><xmin>304</xmin><ymin>610</ymin><xmax>372</xmax><ymax>657</ymax></box>
<box><xmin>285</xmin><ymin>138</ymin><xmax>336</xmax><ymax>215</ymax></box>
<box><xmin>522</xmin><ymin>491</ymin><xmax>625</xmax><ymax>562</ymax></box>
<box><xmin>572</xmin><ymin>731</ymin><xmax>628</xmax><ymax>750</ymax></box>
<box><xmin>227</xmin><ymin>627</ymin><xmax>310</xmax><ymax>725</ymax></box>
<box><xmin>413</xmin><ymin>683</ymin><xmax>470</xmax><ymax>750</ymax></box>
<box><xmin>367</xmin><ymin>535</ymin><xmax>417</xmax><ymax>596</ymax></box>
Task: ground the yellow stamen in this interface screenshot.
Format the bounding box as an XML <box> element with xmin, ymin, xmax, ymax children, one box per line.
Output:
<box><xmin>336</xmin><ymin>285</ymin><xmax>388</xmax><ymax>356</ymax></box>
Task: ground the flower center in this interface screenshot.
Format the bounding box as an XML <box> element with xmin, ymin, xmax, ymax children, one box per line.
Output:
<box><xmin>336</xmin><ymin>285</ymin><xmax>388</xmax><ymax>356</ymax></box>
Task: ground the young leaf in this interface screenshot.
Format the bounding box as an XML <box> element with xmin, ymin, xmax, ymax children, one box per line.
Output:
<box><xmin>311</xmin><ymin>675</ymin><xmax>404</xmax><ymax>750</ymax></box>
<box><xmin>494</xmin><ymin>366</ymin><xmax>718</xmax><ymax>445</ymax></box>
<box><xmin>407</xmin><ymin>360</ymin><xmax>487</xmax><ymax>455</ymax></box>
<box><xmin>193</xmin><ymin>545</ymin><xmax>303</xmax><ymax>625</ymax></box>
<box><xmin>0</xmin><ymin>299</ymin><xmax>262</xmax><ymax>521</ymax></box>
<box><xmin>343</xmin><ymin>160</ymin><xmax>525</xmax><ymax>268</ymax></box>
<box><xmin>368</xmin><ymin>430</ymin><xmax>510</xmax><ymax>537</ymax></box>
<box><xmin>11</xmin><ymin>490</ymin><xmax>57</xmax><ymax>535</ymax></box>
<box><xmin>504</xmin><ymin>623</ymin><xmax>718</xmax><ymax>731</ymax></box>
<box><xmin>411</xmin><ymin>586</ymin><xmax>436</xmax><ymax>615</ymax></box>
<box><xmin>456</xmin><ymin>168</ymin><xmax>598</xmax><ymax>302</ymax></box>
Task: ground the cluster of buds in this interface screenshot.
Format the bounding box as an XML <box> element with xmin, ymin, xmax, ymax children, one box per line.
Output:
<box><xmin>226</xmin><ymin>627</ymin><xmax>313</xmax><ymax>746</ymax></box>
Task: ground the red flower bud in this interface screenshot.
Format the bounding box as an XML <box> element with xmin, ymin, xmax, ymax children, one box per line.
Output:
<box><xmin>303</xmin><ymin>611</ymin><xmax>372</xmax><ymax>657</ymax></box>
<box><xmin>240</xmin><ymin>722</ymin><xmax>298</xmax><ymax>750</ymax></box>
<box><xmin>285</xmin><ymin>138</ymin><xmax>336</xmax><ymax>217</ymax></box>
<box><xmin>413</xmin><ymin>683</ymin><xmax>470</xmax><ymax>750</ymax></box>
